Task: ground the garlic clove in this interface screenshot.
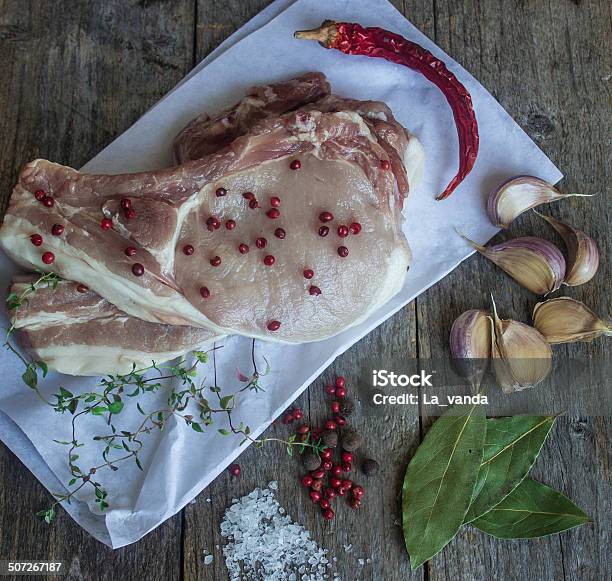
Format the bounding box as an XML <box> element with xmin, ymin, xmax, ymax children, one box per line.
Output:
<box><xmin>459</xmin><ymin>232</ymin><xmax>565</xmax><ymax>295</ymax></box>
<box><xmin>534</xmin><ymin>212</ymin><xmax>600</xmax><ymax>287</ymax></box>
<box><xmin>449</xmin><ymin>309</ymin><xmax>492</xmax><ymax>389</ymax></box>
<box><xmin>487</xmin><ymin>176</ymin><xmax>594</xmax><ymax>229</ymax></box>
<box><xmin>490</xmin><ymin>296</ymin><xmax>552</xmax><ymax>393</ymax></box>
<box><xmin>533</xmin><ymin>297</ymin><xmax>612</xmax><ymax>344</ymax></box>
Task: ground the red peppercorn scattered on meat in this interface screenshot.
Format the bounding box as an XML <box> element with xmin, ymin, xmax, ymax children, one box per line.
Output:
<box><xmin>274</xmin><ymin>228</ymin><xmax>286</xmax><ymax>239</ymax></box>
<box><xmin>270</xmin><ymin>196</ymin><xmax>281</xmax><ymax>207</ymax></box>
<box><xmin>42</xmin><ymin>196</ymin><xmax>54</xmax><ymax>208</ymax></box>
<box><xmin>228</xmin><ymin>463</ymin><xmax>241</xmax><ymax>477</ymax></box>
<box><xmin>34</xmin><ymin>190</ymin><xmax>45</xmax><ymax>201</ymax></box>
<box><xmin>267</xmin><ymin>320</ymin><xmax>281</xmax><ymax>331</ymax></box>
<box><xmin>182</xmin><ymin>244</ymin><xmax>195</xmax><ymax>256</ymax></box>
<box><xmin>125</xmin><ymin>246</ymin><xmax>137</xmax><ymax>257</ymax></box>
<box><xmin>318</xmin><ymin>226</ymin><xmax>329</xmax><ymax>237</ymax></box>
<box><xmin>349</xmin><ymin>222</ymin><xmax>362</xmax><ymax>235</ymax></box>
<box><xmin>100</xmin><ymin>218</ymin><xmax>113</xmax><ymax>230</ymax></box>
<box><xmin>51</xmin><ymin>224</ymin><xmax>64</xmax><ymax>236</ymax></box>
<box><xmin>42</xmin><ymin>251</ymin><xmax>55</xmax><ymax>264</ymax></box>
<box><xmin>215</xmin><ymin>187</ymin><xmax>227</xmax><ymax>197</ymax></box>
<box><xmin>76</xmin><ymin>283</ymin><xmax>89</xmax><ymax>293</ymax></box>
<box><xmin>225</xmin><ymin>219</ymin><xmax>236</xmax><ymax>230</ymax></box>
<box><xmin>132</xmin><ymin>263</ymin><xmax>145</xmax><ymax>276</ymax></box>
<box><xmin>319</xmin><ymin>211</ymin><xmax>334</xmax><ymax>222</ymax></box>
<box><xmin>120</xmin><ymin>198</ymin><xmax>132</xmax><ymax>211</ymax></box>
<box><xmin>289</xmin><ymin>159</ymin><xmax>301</xmax><ymax>170</ymax></box>
<box><xmin>266</xmin><ymin>208</ymin><xmax>280</xmax><ymax>219</ymax></box>
<box><xmin>30</xmin><ymin>234</ymin><xmax>43</xmax><ymax>247</ymax></box>
<box><xmin>125</xmin><ymin>208</ymin><xmax>137</xmax><ymax>220</ymax></box>
<box><xmin>199</xmin><ymin>286</ymin><xmax>210</xmax><ymax>299</ymax></box>
<box><xmin>255</xmin><ymin>237</ymin><xmax>267</xmax><ymax>249</ymax></box>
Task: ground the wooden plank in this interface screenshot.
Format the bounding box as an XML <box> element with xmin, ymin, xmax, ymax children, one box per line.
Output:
<box><xmin>418</xmin><ymin>0</ymin><xmax>611</xmax><ymax>579</ymax></box>
<box><xmin>0</xmin><ymin>0</ymin><xmax>195</xmax><ymax>577</ymax></box>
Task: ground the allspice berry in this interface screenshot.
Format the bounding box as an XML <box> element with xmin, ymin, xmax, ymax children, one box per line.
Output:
<box><xmin>303</xmin><ymin>450</ymin><xmax>321</xmax><ymax>471</ymax></box>
<box><xmin>340</xmin><ymin>398</ymin><xmax>354</xmax><ymax>416</ymax></box>
<box><xmin>361</xmin><ymin>458</ymin><xmax>380</xmax><ymax>477</ymax></box>
<box><xmin>341</xmin><ymin>428</ymin><xmax>363</xmax><ymax>452</ymax></box>
<box><xmin>321</xmin><ymin>429</ymin><xmax>338</xmax><ymax>448</ymax></box>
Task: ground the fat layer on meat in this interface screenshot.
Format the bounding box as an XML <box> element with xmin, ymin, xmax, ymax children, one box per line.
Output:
<box><xmin>0</xmin><ymin>73</ymin><xmax>424</xmax><ymax>344</ymax></box>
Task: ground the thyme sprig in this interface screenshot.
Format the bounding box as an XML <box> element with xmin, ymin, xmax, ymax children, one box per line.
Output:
<box><xmin>4</xmin><ymin>273</ymin><xmax>319</xmax><ymax>524</ymax></box>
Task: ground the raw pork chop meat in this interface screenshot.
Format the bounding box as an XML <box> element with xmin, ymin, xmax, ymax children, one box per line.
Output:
<box><xmin>8</xmin><ymin>275</ymin><xmax>217</xmax><ymax>376</ymax></box>
<box><xmin>5</xmin><ymin>75</ymin><xmax>333</xmax><ymax>375</ymax></box>
<box><xmin>0</xmin><ymin>74</ymin><xmax>424</xmax><ymax>343</ymax></box>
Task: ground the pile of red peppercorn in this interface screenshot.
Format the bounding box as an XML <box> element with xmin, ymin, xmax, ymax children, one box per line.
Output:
<box><xmin>291</xmin><ymin>376</ymin><xmax>373</xmax><ymax>521</ymax></box>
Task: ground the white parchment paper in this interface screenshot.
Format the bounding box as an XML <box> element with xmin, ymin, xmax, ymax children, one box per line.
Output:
<box><xmin>0</xmin><ymin>0</ymin><xmax>562</xmax><ymax>548</ymax></box>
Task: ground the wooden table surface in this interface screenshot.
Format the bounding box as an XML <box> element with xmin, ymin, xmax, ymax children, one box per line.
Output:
<box><xmin>0</xmin><ymin>1</ymin><xmax>609</xmax><ymax>579</ymax></box>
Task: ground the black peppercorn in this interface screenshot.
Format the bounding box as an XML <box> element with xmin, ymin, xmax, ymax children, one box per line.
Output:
<box><xmin>341</xmin><ymin>428</ymin><xmax>363</xmax><ymax>452</ymax></box>
<box><xmin>340</xmin><ymin>398</ymin><xmax>354</xmax><ymax>416</ymax></box>
<box><xmin>321</xmin><ymin>430</ymin><xmax>338</xmax><ymax>448</ymax></box>
<box><xmin>361</xmin><ymin>458</ymin><xmax>380</xmax><ymax>477</ymax></box>
<box><xmin>303</xmin><ymin>450</ymin><xmax>321</xmax><ymax>471</ymax></box>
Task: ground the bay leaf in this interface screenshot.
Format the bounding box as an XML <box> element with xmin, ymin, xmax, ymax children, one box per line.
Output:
<box><xmin>402</xmin><ymin>404</ymin><xmax>485</xmax><ymax>569</ymax></box>
<box><xmin>472</xmin><ymin>477</ymin><xmax>591</xmax><ymax>538</ymax></box>
<box><xmin>464</xmin><ymin>415</ymin><xmax>556</xmax><ymax>522</ymax></box>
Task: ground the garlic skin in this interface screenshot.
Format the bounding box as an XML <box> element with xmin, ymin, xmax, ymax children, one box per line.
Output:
<box><xmin>460</xmin><ymin>233</ymin><xmax>566</xmax><ymax>295</ymax></box>
<box><xmin>535</xmin><ymin>212</ymin><xmax>600</xmax><ymax>286</ymax></box>
<box><xmin>487</xmin><ymin>176</ymin><xmax>592</xmax><ymax>229</ymax></box>
<box><xmin>491</xmin><ymin>297</ymin><xmax>552</xmax><ymax>393</ymax></box>
<box><xmin>533</xmin><ymin>297</ymin><xmax>612</xmax><ymax>344</ymax></box>
<box><xmin>449</xmin><ymin>309</ymin><xmax>492</xmax><ymax>389</ymax></box>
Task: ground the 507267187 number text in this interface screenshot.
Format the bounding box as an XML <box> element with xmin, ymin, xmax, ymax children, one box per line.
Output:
<box><xmin>0</xmin><ymin>561</ymin><xmax>64</xmax><ymax>576</ymax></box>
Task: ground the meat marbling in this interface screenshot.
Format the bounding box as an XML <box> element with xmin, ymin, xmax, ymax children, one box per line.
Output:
<box><xmin>0</xmin><ymin>73</ymin><xmax>424</xmax><ymax>344</ymax></box>
<box><xmin>8</xmin><ymin>276</ymin><xmax>218</xmax><ymax>376</ymax></box>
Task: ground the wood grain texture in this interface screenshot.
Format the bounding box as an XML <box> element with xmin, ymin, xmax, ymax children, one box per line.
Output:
<box><xmin>0</xmin><ymin>0</ymin><xmax>194</xmax><ymax>579</ymax></box>
<box><xmin>0</xmin><ymin>0</ymin><xmax>609</xmax><ymax>579</ymax></box>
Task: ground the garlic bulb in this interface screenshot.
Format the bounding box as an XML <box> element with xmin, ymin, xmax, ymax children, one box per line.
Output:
<box><xmin>449</xmin><ymin>309</ymin><xmax>492</xmax><ymax>389</ymax></box>
<box><xmin>460</xmin><ymin>233</ymin><xmax>565</xmax><ymax>295</ymax></box>
<box><xmin>534</xmin><ymin>212</ymin><xmax>600</xmax><ymax>286</ymax></box>
<box><xmin>487</xmin><ymin>176</ymin><xmax>593</xmax><ymax>229</ymax></box>
<box><xmin>491</xmin><ymin>297</ymin><xmax>552</xmax><ymax>393</ymax></box>
<box><xmin>533</xmin><ymin>297</ymin><xmax>612</xmax><ymax>344</ymax></box>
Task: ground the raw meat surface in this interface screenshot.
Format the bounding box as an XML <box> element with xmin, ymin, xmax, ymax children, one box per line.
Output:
<box><xmin>0</xmin><ymin>74</ymin><xmax>423</xmax><ymax>343</ymax></box>
<box><xmin>8</xmin><ymin>276</ymin><xmax>217</xmax><ymax>376</ymax></box>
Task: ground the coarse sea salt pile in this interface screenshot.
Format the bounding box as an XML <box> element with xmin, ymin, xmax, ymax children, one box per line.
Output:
<box><xmin>220</xmin><ymin>481</ymin><xmax>339</xmax><ymax>580</ymax></box>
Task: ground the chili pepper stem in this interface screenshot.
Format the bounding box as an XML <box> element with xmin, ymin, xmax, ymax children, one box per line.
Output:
<box><xmin>294</xmin><ymin>20</ymin><xmax>338</xmax><ymax>47</ymax></box>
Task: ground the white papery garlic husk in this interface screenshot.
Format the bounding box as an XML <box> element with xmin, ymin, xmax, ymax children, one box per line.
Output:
<box><xmin>490</xmin><ymin>297</ymin><xmax>552</xmax><ymax>393</ymax></box>
<box><xmin>533</xmin><ymin>297</ymin><xmax>612</xmax><ymax>344</ymax></box>
<box><xmin>460</xmin><ymin>232</ymin><xmax>566</xmax><ymax>295</ymax></box>
<box><xmin>534</xmin><ymin>212</ymin><xmax>600</xmax><ymax>287</ymax></box>
<box><xmin>449</xmin><ymin>309</ymin><xmax>492</xmax><ymax>390</ymax></box>
<box><xmin>487</xmin><ymin>175</ymin><xmax>594</xmax><ymax>229</ymax></box>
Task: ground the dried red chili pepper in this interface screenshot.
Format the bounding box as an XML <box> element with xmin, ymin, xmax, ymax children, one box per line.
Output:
<box><xmin>295</xmin><ymin>20</ymin><xmax>479</xmax><ymax>200</ymax></box>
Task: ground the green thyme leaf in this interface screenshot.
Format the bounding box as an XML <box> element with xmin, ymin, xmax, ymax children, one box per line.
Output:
<box><xmin>91</xmin><ymin>406</ymin><xmax>109</xmax><ymax>416</ymax></box>
<box><xmin>218</xmin><ymin>429</ymin><xmax>230</xmax><ymax>436</ymax></box>
<box><xmin>219</xmin><ymin>395</ymin><xmax>234</xmax><ymax>409</ymax></box>
<box><xmin>21</xmin><ymin>365</ymin><xmax>38</xmax><ymax>389</ymax></box>
<box><xmin>59</xmin><ymin>387</ymin><xmax>74</xmax><ymax>398</ymax></box>
<box><xmin>37</xmin><ymin>361</ymin><xmax>48</xmax><ymax>378</ymax></box>
<box><xmin>36</xmin><ymin>507</ymin><xmax>56</xmax><ymax>524</ymax></box>
<box><xmin>108</xmin><ymin>400</ymin><xmax>124</xmax><ymax>415</ymax></box>
<box><xmin>191</xmin><ymin>422</ymin><xmax>204</xmax><ymax>433</ymax></box>
<box><xmin>472</xmin><ymin>478</ymin><xmax>591</xmax><ymax>538</ymax></box>
<box><xmin>194</xmin><ymin>351</ymin><xmax>208</xmax><ymax>363</ymax></box>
